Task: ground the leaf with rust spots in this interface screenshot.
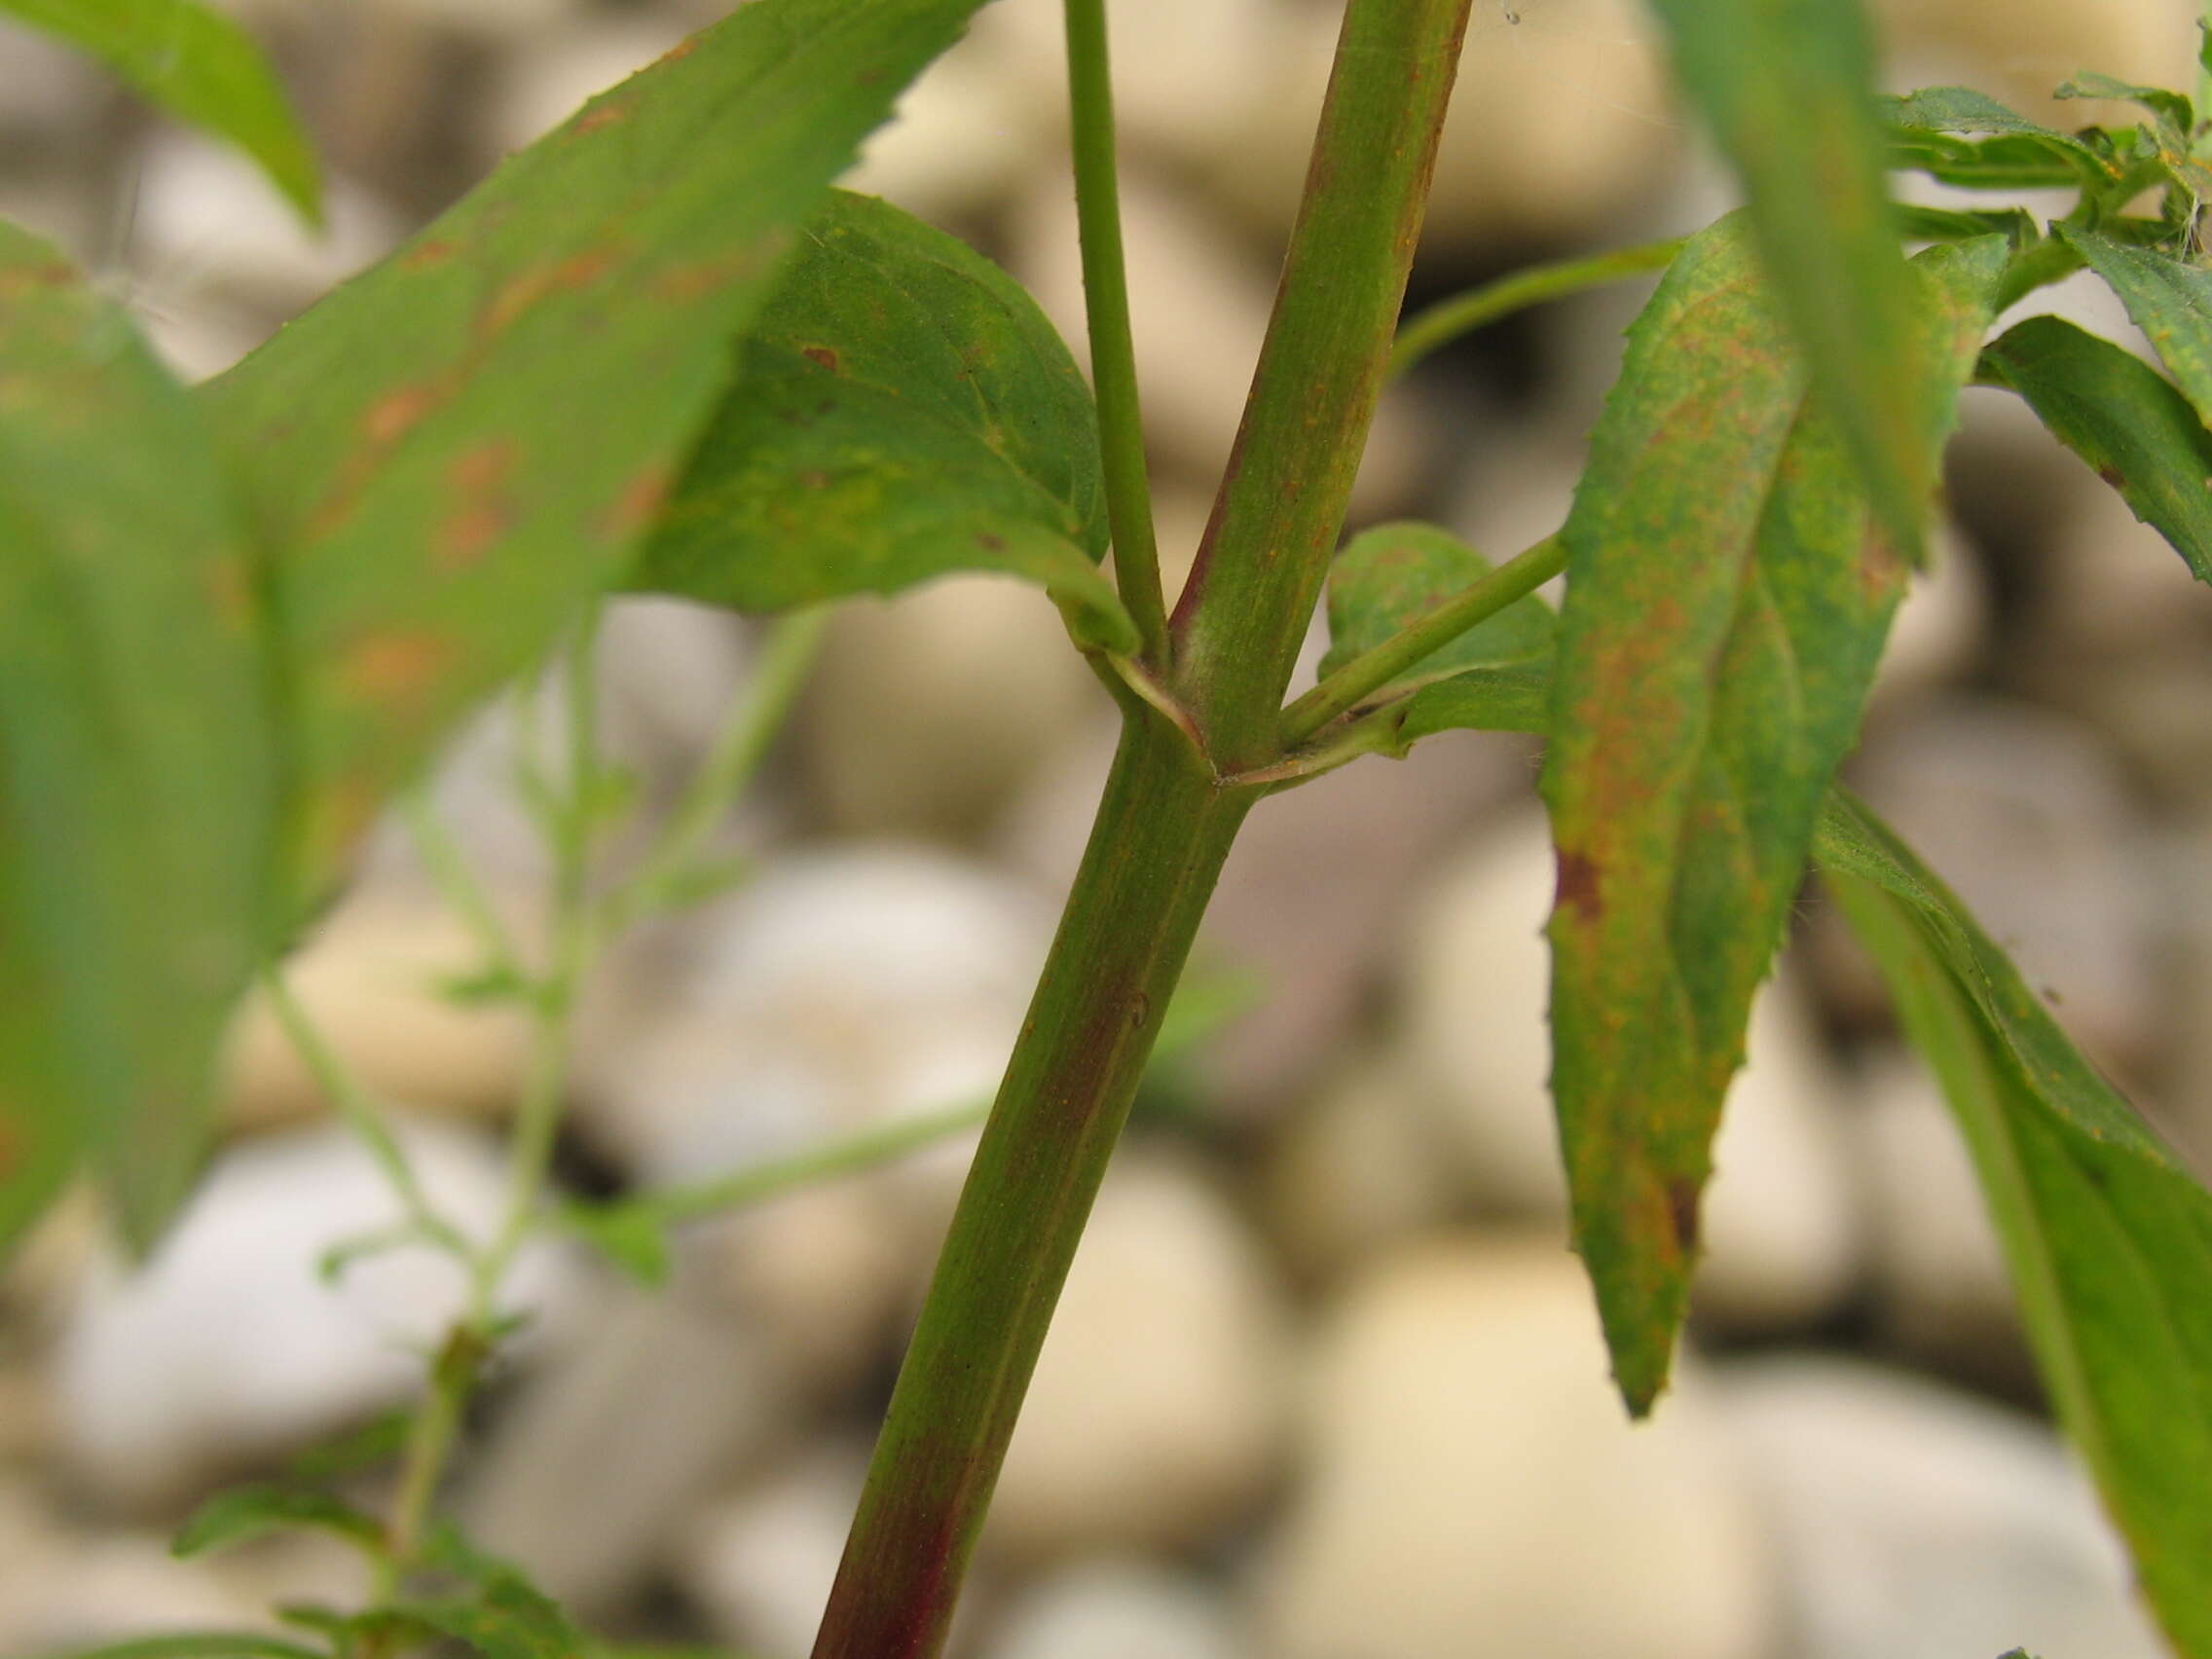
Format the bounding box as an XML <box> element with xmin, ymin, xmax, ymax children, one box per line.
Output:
<box><xmin>1817</xmin><ymin>792</ymin><xmax>2212</xmax><ymax>1658</ymax></box>
<box><xmin>0</xmin><ymin>0</ymin><xmax>320</xmax><ymax>223</ymax></box>
<box><xmin>1644</xmin><ymin>0</ymin><xmax>1931</xmax><ymax>558</ymax></box>
<box><xmin>0</xmin><ymin>221</ymin><xmax>277</xmax><ymax>1260</ymax></box>
<box><xmin>635</xmin><ymin>190</ymin><xmax>1133</xmax><ymax>653</ymax></box>
<box><xmin>1538</xmin><ymin>220</ymin><xmax>2006</xmax><ymax>1415</ymax></box>
<box><xmin>199</xmin><ymin>0</ymin><xmax>998</xmax><ymax>895</ymax></box>
<box><xmin>2064</xmin><ymin>229</ymin><xmax>2212</xmax><ymax>437</ymax></box>
<box><xmin>1984</xmin><ymin>309</ymin><xmax>2212</xmax><ymax>590</ymax></box>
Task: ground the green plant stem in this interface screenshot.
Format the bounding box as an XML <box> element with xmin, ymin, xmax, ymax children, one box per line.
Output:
<box><xmin>1169</xmin><ymin>0</ymin><xmax>1474</xmax><ymax>770</ymax></box>
<box><xmin>811</xmin><ymin>718</ymin><xmax>1256</xmax><ymax>1659</ymax></box>
<box><xmin>1389</xmin><ymin>239</ymin><xmax>1684</xmax><ymax>378</ymax></box>
<box><xmin>473</xmin><ymin>613</ymin><xmax>602</xmax><ymax>1306</ymax></box>
<box><xmin>400</xmin><ymin>788</ymin><xmax>526</xmax><ymax>987</ymax></box>
<box><xmin>1279</xmin><ymin>530</ymin><xmax>1565</xmax><ymax>742</ymax></box>
<box><xmin>1992</xmin><ymin>232</ymin><xmax>2085</xmax><ymax>313</ymax></box>
<box><xmin>262</xmin><ymin>968</ymin><xmax>470</xmax><ymax>1260</ymax></box>
<box><xmin>372</xmin><ymin>610</ymin><xmax>608</xmax><ymax>1613</ymax></box>
<box><xmin>813</xmin><ymin>6</ymin><xmax>1469</xmax><ymax>1654</ymax></box>
<box><xmin>608</xmin><ymin>606</ymin><xmax>828</xmax><ymax>926</ymax></box>
<box><xmin>586</xmin><ymin>1097</ymin><xmax>992</xmax><ymax>1232</ymax></box>
<box><xmin>1063</xmin><ymin>0</ymin><xmax>1167</xmax><ymax>662</ymax></box>
<box><xmin>372</xmin><ymin>1323</ymin><xmax>484</xmax><ymax>1600</ymax></box>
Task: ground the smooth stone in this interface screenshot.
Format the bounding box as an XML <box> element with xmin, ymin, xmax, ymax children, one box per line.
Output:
<box><xmin>460</xmin><ymin>1265</ymin><xmax>801</xmax><ymax>1616</ymax></box>
<box><xmin>983</xmin><ymin>1559</ymin><xmax>1248</xmax><ymax>1659</ymax></box>
<box><xmin>350</xmin><ymin>596</ymin><xmax>763</xmax><ymax>898</ymax></box>
<box><xmin>1263</xmin><ymin>1048</ymin><xmax>1463</xmax><ymax>1282</ymax></box>
<box><xmin>675</xmin><ymin>1443</ymin><xmax>891</xmax><ymax>1659</ymax></box>
<box><xmin>0</xmin><ymin>1479</ymin><xmax>264</xmax><ymax>1653</ymax></box>
<box><xmin>800</xmin><ymin>575</ymin><xmax>1109</xmax><ymax>842</ymax></box>
<box><xmin>987</xmin><ymin>1154</ymin><xmax>1294</xmax><ymax>1560</ymax></box>
<box><xmin>840</xmin><ymin>30</ymin><xmax>1045</xmax><ymax>223</ymax></box>
<box><xmin>1202</xmin><ymin>1</ymin><xmax>1678</xmax><ymax>250</ymax></box>
<box><xmin>1258</xmin><ymin>1237</ymin><xmax>1772</xmax><ymax>1659</ymax></box>
<box><xmin>579</xmin><ymin>843</ymin><xmax>1050</xmax><ymax>1185</ymax></box>
<box><xmin>1396</xmin><ymin>809</ymin><xmax>1864</xmax><ymax>1333</ymax></box>
<box><xmin>129</xmin><ymin>131</ymin><xmax>404</xmax><ymax>316</ymax></box>
<box><xmin>0</xmin><ymin>19</ymin><xmax>102</xmax><ymax>136</ymax></box>
<box><xmin>1851</xmin><ymin>1046</ymin><xmax>2029</xmax><ymax>1382</ymax></box>
<box><xmin>1846</xmin><ymin>697</ymin><xmax>2162</xmax><ymax>1070</ymax></box>
<box><xmin>1716</xmin><ymin>1356</ymin><xmax>2171</xmax><ymax>1659</ymax></box>
<box><xmin>1006</xmin><ymin>165</ymin><xmax>1428</xmax><ymax>516</ymax></box>
<box><xmin>574</xmin><ymin>847</ymin><xmax>1051</xmax><ymax>1380</ymax></box>
<box><xmin>221</xmin><ymin>891</ymin><xmax>533</xmax><ymax>1130</ymax></box>
<box><xmin>972</xmin><ymin>0</ymin><xmax>1278</xmax><ymax>162</ymax></box>
<box><xmin>55</xmin><ymin>1121</ymin><xmax>575</xmax><ymax>1509</ymax></box>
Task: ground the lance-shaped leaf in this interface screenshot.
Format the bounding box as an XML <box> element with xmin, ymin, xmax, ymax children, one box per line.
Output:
<box><xmin>1878</xmin><ymin>87</ymin><xmax>2113</xmax><ymax>193</ymax></box>
<box><xmin>1816</xmin><ymin>793</ymin><xmax>2212</xmax><ymax>1659</ymax></box>
<box><xmin>1980</xmin><ymin>314</ymin><xmax>2212</xmax><ymax>585</ymax></box>
<box><xmin>172</xmin><ymin>1484</ymin><xmax>386</xmax><ymax>1560</ymax></box>
<box><xmin>1539</xmin><ymin>221</ymin><xmax>2005</xmax><ymax>1414</ymax></box>
<box><xmin>0</xmin><ymin>223</ymin><xmax>277</xmax><ymax>1258</ymax></box>
<box><xmin>633</xmin><ymin>190</ymin><xmax>1132</xmax><ymax>653</ymax></box>
<box><xmin>0</xmin><ymin>0</ymin><xmax>319</xmax><ymax>223</ymax></box>
<box><xmin>1641</xmin><ymin>0</ymin><xmax>1933</xmax><ymax>555</ymax></box>
<box><xmin>200</xmin><ymin>0</ymin><xmax>993</xmax><ymax>898</ymax></box>
<box><xmin>2062</xmin><ymin>227</ymin><xmax>2212</xmax><ymax>430</ymax></box>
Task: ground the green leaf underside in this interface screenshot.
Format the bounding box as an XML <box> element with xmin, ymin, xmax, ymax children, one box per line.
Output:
<box><xmin>1644</xmin><ymin>0</ymin><xmax>1934</xmax><ymax>555</ymax></box>
<box><xmin>199</xmin><ymin>0</ymin><xmax>992</xmax><ymax>897</ymax></box>
<box><xmin>1817</xmin><ymin>795</ymin><xmax>2212</xmax><ymax>1659</ymax></box>
<box><xmin>1878</xmin><ymin>87</ymin><xmax>2111</xmax><ymax>191</ymax></box>
<box><xmin>1319</xmin><ymin>520</ymin><xmax>1554</xmax><ymax>686</ymax></box>
<box><xmin>0</xmin><ymin>224</ymin><xmax>276</xmax><ymax>1258</ymax></box>
<box><xmin>634</xmin><ymin>190</ymin><xmax>1129</xmax><ymax>653</ymax></box>
<box><xmin>1538</xmin><ymin>221</ymin><xmax>2005</xmax><ymax>1414</ymax></box>
<box><xmin>0</xmin><ymin>0</ymin><xmax>319</xmax><ymax>222</ymax></box>
<box><xmin>1981</xmin><ymin>315</ymin><xmax>2212</xmax><ymax>585</ymax></box>
<box><xmin>2062</xmin><ymin>227</ymin><xmax>2212</xmax><ymax>433</ymax></box>
<box><xmin>172</xmin><ymin>1484</ymin><xmax>385</xmax><ymax>1559</ymax></box>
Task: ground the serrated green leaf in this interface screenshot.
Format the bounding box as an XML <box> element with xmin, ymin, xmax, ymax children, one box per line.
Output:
<box><xmin>1816</xmin><ymin>793</ymin><xmax>2212</xmax><ymax>1659</ymax></box>
<box><xmin>1980</xmin><ymin>314</ymin><xmax>2212</xmax><ymax>584</ymax></box>
<box><xmin>1642</xmin><ymin>0</ymin><xmax>1935</xmax><ymax>555</ymax></box>
<box><xmin>1538</xmin><ymin>220</ymin><xmax>2004</xmax><ymax>1414</ymax></box>
<box><xmin>2056</xmin><ymin>71</ymin><xmax>2194</xmax><ymax>133</ymax></box>
<box><xmin>0</xmin><ymin>0</ymin><xmax>319</xmax><ymax>224</ymax></box>
<box><xmin>2063</xmin><ymin>226</ymin><xmax>2212</xmax><ymax>430</ymax></box>
<box><xmin>1880</xmin><ymin>86</ymin><xmax>2072</xmax><ymax>139</ymax></box>
<box><xmin>200</xmin><ymin>0</ymin><xmax>994</xmax><ymax>901</ymax></box>
<box><xmin>282</xmin><ymin>1408</ymin><xmax>412</xmax><ymax>1480</ymax></box>
<box><xmin>633</xmin><ymin>190</ymin><xmax>1131</xmax><ymax>654</ymax></box>
<box><xmin>371</xmin><ymin>1529</ymin><xmax>586</xmax><ymax>1659</ymax></box>
<box><xmin>1319</xmin><ymin>521</ymin><xmax>1553</xmax><ymax>689</ymax></box>
<box><xmin>0</xmin><ymin>223</ymin><xmax>277</xmax><ymax>1259</ymax></box>
<box><xmin>1877</xmin><ymin>88</ymin><xmax>2113</xmax><ymax>194</ymax></box>
<box><xmin>172</xmin><ymin>1483</ymin><xmax>386</xmax><ymax>1560</ymax></box>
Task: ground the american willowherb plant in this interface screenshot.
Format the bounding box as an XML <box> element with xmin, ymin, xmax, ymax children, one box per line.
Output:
<box><xmin>2</xmin><ymin>0</ymin><xmax>2211</xmax><ymax>1656</ymax></box>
